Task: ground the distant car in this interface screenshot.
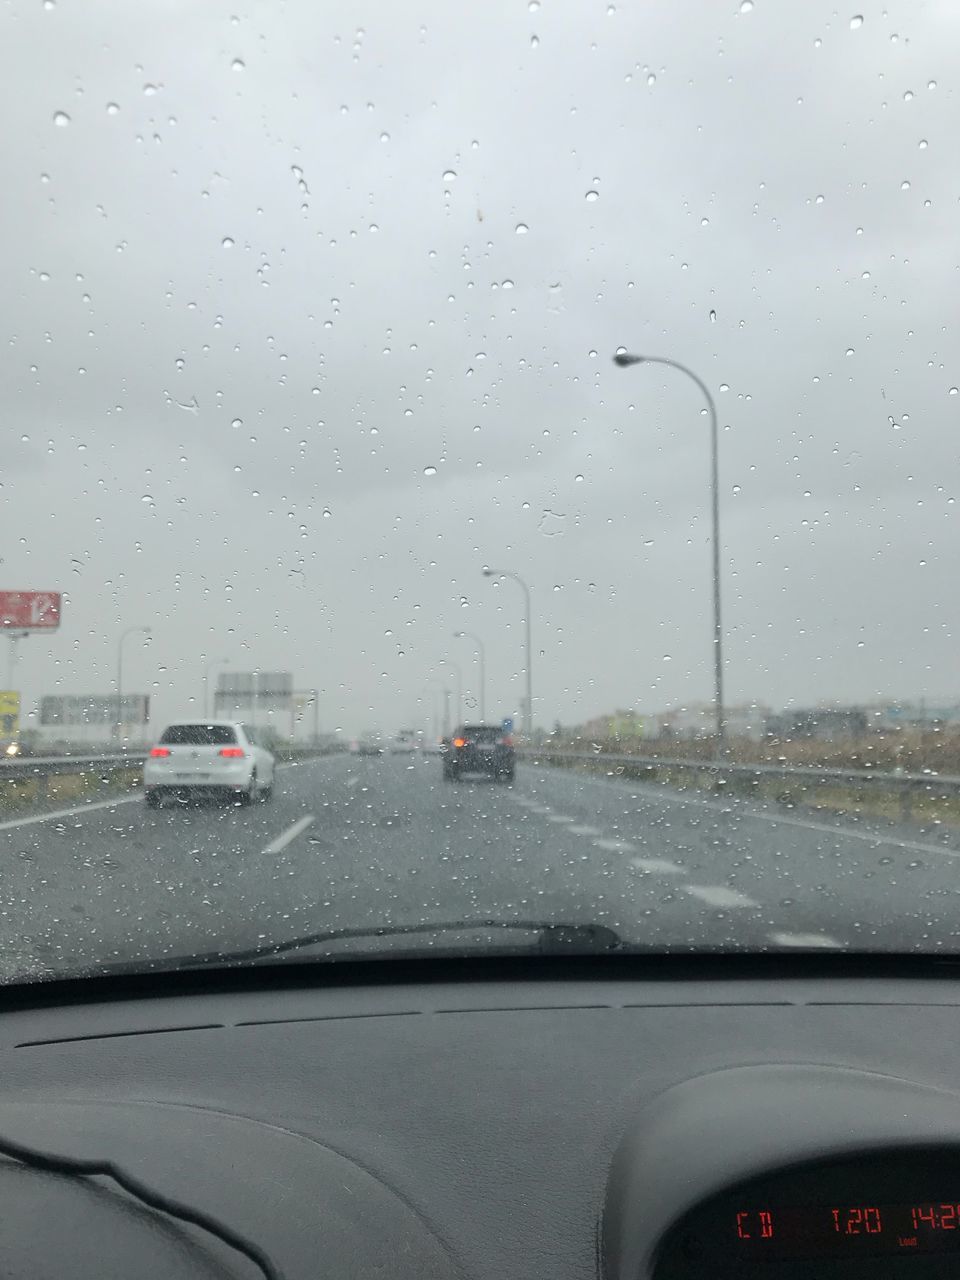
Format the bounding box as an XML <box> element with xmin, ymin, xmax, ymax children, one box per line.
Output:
<box><xmin>442</xmin><ymin>724</ymin><xmax>515</xmax><ymax>783</ymax></box>
<box><xmin>390</xmin><ymin>729</ymin><xmax>420</xmax><ymax>754</ymax></box>
<box><xmin>355</xmin><ymin>733</ymin><xmax>384</xmax><ymax>757</ymax></box>
<box><xmin>143</xmin><ymin>721</ymin><xmax>276</xmax><ymax>807</ymax></box>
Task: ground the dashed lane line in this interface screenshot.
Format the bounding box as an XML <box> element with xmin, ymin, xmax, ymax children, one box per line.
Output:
<box><xmin>630</xmin><ymin>857</ymin><xmax>683</xmax><ymax>875</ymax></box>
<box><xmin>683</xmin><ymin>884</ymin><xmax>759</xmax><ymax>909</ymax></box>
<box><xmin>593</xmin><ymin>837</ymin><xmax>636</xmax><ymax>853</ymax></box>
<box><xmin>261</xmin><ymin>815</ymin><xmax>315</xmax><ymax>855</ymax></box>
<box><xmin>768</xmin><ymin>930</ymin><xmax>843</xmax><ymax>949</ymax></box>
<box><xmin>540</xmin><ymin>765</ymin><xmax>960</xmax><ymax>862</ymax></box>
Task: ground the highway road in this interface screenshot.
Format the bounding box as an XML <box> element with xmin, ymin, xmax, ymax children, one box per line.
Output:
<box><xmin>2</xmin><ymin>753</ymin><xmax>960</xmax><ymax>981</ymax></box>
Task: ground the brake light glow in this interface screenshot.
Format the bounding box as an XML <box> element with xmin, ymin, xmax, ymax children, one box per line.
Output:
<box><xmin>500</xmin><ymin>735</ymin><xmax>514</xmax><ymax>747</ymax></box>
<box><xmin>149</xmin><ymin>746</ymin><xmax>171</xmax><ymax>758</ymax></box>
<box><xmin>219</xmin><ymin>746</ymin><xmax>245</xmax><ymax>758</ymax></box>
<box><xmin>453</xmin><ymin>737</ymin><xmax>467</xmax><ymax>748</ymax></box>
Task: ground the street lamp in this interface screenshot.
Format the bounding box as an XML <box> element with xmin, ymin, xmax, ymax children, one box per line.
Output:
<box><xmin>117</xmin><ymin>625</ymin><xmax>151</xmax><ymax>743</ymax></box>
<box><xmin>483</xmin><ymin>568</ymin><xmax>533</xmax><ymax>738</ymax></box>
<box><xmin>203</xmin><ymin>657</ymin><xmax>230</xmax><ymax>718</ymax></box>
<box><xmin>612</xmin><ymin>350</ymin><xmax>725</xmax><ymax>746</ymax></box>
<box><xmin>453</xmin><ymin>630</ymin><xmax>486</xmax><ymax>722</ymax></box>
<box><xmin>439</xmin><ymin>658</ymin><xmax>463</xmax><ymax>728</ymax></box>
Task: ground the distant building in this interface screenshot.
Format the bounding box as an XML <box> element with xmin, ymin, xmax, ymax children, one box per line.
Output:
<box><xmin>764</xmin><ymin>707</ymin><xmax>868</xmax><ymax>741</ymax></box>
<box><xmin>866</xmin><ymin>702</ymin><xmax>960</xmax><ymax>732</ymax></box>
<box><xmin>581</xmin><ymin>709</ymin><xmax>646</xmax><ymax>742</ymax></box>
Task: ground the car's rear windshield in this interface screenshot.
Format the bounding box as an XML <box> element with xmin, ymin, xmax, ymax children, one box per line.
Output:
<box><xmin>159</xmin><ymin>724</ymin><xmax>237</xmax><ymax>746</ymax></box>
<box><xmin>462</xmin><ymin>726</ymin><xmax>503</xmax><ymax>743</ymax></box>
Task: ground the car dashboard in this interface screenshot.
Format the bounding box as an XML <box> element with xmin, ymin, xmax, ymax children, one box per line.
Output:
<box><xmin>1</xmin><ymin>956</ymin><xmax>960</xmax><ymax>1278</ymax></box>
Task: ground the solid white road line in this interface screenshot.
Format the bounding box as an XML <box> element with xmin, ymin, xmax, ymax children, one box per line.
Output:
<box><xmin>569</xmin><ymin>824</ymin><xmax>602</xmax><ymax>836</ymax></box>
<box><xmin>630</xmin><ymin>857</ymin><xmax>683</xmax><ymax>875</ymax></box>
<box><xmin>593</xmin><ymin>837</ymin><xmax>636</xmax><ymax>853</ymax></box>
<box><xmin>768</xmin><ymin>930</ymin><xmax>843</xmax><ymax>949</ymax></box>
<box><xmin>546</xmin><ymin>814</ymin><xmax>575</xmax><ymax>824</ymax></box>
<box><xmin>683</xmin><ymin>884</ymin><xmax>759</xmax><ymax>909</ymax></box>
<box><xmin>550</xmin><ymin>765</ymin><xmax>960</xmax><ymax>861</ymax></box>
<box><xmin>0</xmin><ymin>793</ymin><xmax>143</xmax><ymax>833</ymax></box>
<box><xmin>261</xmin><ymin>815</ymin><xmax>315</xmax><ymax>855</ymax></box>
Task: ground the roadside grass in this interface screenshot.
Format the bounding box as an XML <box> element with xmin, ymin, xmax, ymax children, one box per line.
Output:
<box><xmin>0</xmin><ymin>768</ymin><xmax>142</xmax><ymax>821</ymax></box>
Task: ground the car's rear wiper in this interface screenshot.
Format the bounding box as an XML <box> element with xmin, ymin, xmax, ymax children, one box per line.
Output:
<box><xmin>99</xmin><ymin>919</ymin><xmax>624</xmax><ymax>976</ymax></box>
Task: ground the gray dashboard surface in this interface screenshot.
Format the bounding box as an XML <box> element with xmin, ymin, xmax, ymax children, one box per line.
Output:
<box><xmin>2</xmin><ymin>970</ymin><xmax>960</xmax><ymax>1280</ymax></box>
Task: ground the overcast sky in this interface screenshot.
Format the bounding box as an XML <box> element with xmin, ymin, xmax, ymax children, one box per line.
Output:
<box><xmin>0</xmin><ymin>0</ymin><xmax>957</xmax><ymax>736</ymax></box>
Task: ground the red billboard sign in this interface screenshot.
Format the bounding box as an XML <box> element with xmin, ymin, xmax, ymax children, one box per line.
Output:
<box><xmin>0</xmin><ymin>591</ymin><xmax>62</xmax><ymax>631</ymax></box>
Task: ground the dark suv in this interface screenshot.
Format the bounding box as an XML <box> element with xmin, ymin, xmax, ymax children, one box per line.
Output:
<box><xmin>442</xmin><ymin>724</ymin><xmax>515</xmax><ymax>783</ymax></box>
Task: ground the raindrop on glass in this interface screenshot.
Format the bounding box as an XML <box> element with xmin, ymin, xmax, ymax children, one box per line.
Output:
<box><xmin>850</xmin><ymin>13</ymin><xmax>863</xmax><ymax>28</ymax></box>
<box><xmin>52</xmin><ymin>111</ymin><xmax>70</xmax><ymax>127</ymax></box>
<box><xmin>423</xmin><ymin>465</ymin><xmax>438</xmax><ymax>477</ymax></box>
<box><xmin>515</xmin><ymin>222</ymin><xmax>529</xmax><ymax>235</ymax></box>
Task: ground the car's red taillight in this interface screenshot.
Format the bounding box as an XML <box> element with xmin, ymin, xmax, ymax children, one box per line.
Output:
<box><xmin>219</xmin><ymin>746</ymin><xmax>245</xmax><ymax>758</ymax></box>
<box><xmin>453</xmin><ymin>737</ymin><xmax>467</xmax><ymax>748</ymax></box>
<box><xmin>150</xmin><ymin>746</ymin><xmax>171</xmax><ymax>758</ymax></box>
<box><xmin>500</xmin><ymin>735</ymin><xmax>514</xmax><ymax>747</ymax></box>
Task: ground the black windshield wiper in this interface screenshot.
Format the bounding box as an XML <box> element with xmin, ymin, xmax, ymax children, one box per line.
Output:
<box><xmin>99</xmin><ymin>919</ymin><xmax>623</xmax><ymax>976</ymax></box>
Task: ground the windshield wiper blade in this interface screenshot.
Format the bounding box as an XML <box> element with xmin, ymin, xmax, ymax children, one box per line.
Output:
<box><xmin>99</xmin><ymin>919</ymin><xmax>623</xmax><ymax>976</ymax></box>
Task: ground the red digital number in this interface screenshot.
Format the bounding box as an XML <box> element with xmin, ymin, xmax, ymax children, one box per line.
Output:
<box><xmin>940</xmin><ymin>1205</ymin><xmax>957</xmax><ymax>1230</ymax></box>
<box><xmin>736</xmin><ymin>1211</ymin><xmax>774</xmax><ymax>1241</ymax></box>
<box><xmin>913</xmin><ymin>1206</ymin><xmax>937</xmax><ymax>1231</ymax></box>
<box><xmin>864</xmin><ymin>1207</ymin><xmax>883</xmax><ymax>1234</ymax></box>
<box><xmin>846</xmin><ymin>1207</ymin><xmax>863</xmax><ymax>1235</ymax></box>
<box><xmin>831</xmin><ymin>1209</ymin><xmax>841</xmax><ymax>1233</ymax></box>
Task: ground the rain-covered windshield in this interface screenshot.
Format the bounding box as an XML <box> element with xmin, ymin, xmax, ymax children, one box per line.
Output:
<box><xmin>1</xmin><ymin>0</ymin><xmax>958</xmax><ymax>982</ymax></box>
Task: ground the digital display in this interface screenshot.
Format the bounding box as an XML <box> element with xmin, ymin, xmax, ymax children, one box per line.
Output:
<box><xmin>732</xmin><ymin>1202</ymin><xmax>960</xmax><ymax>1260</ymax></box>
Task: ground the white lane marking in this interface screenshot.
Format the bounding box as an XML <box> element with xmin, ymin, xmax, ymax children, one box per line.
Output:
<box><xmin>769</xmin><ymin>930</ymin><xmax>843</xmax><ymax>950</ymax></box>
<box><xmin>0</xmin><ymin>754</ymin><xmax>332</xmax><ymax>833</ymax></box>
<box><xmin>630</xmin><ymin>857</ymin><xmax>683</xmax><ymax>875</ymax></box>
<box><xmin>593</xmin><ymin>837</ymin><xmax>636</xmax><ymax>853</ymax></box>
<box><xmin>547</xmin><ymin>766</ymin><xmax>960</xmax><ymax>861</ymax></box>
<box><xmin>261</xmin><ymin>815</ymin><xmax>315</xmax><ymax>855</ymax></box>
<box><xmin>0</xmin><ymin>793</ymin><xmax>143</xmax><ymax>832</ymax></box>
<box><xmin>344</xmin><ymin>775</ymin><xmax>362</xmax><ymax>789</ymax></box>
<box><xmin>683</xmin><ymin>884</ymin><xmax>759</xmax><ymax>909</ymax></box>
<box><xmin>546</xmin><ymin>813</ymin><xmax>575</xmax><ymax>824</ymax></box>
<box><xmin>569</xmin><ymin>824</ymin><xmax>601</xmax><ymax>836</ymax></box>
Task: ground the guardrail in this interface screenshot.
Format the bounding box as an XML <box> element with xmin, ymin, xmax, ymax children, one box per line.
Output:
<box><xmin>0</xmin><ymin>753</ymin><xmax>148</xmax><ymax>809</ymax></box>
<box><xmin>0</xmin><ymin>753</ymin><xmax>148</xmax><ymax>778</ymax></box>
<box><xmin>525</xmin><ymin>749</ymin><xmax>960</xmax><ymax>824</ymax></box>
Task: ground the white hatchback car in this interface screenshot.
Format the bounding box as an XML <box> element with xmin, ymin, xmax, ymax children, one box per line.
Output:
<box><xmin>143</xmin><ymin>721</ymin><xmax>276</xmax><ymax>807</ymax></box>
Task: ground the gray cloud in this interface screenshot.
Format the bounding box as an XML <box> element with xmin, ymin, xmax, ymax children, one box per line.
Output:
<box><xmin>1</xmin><ymin>0</ymin><xmax>957</xmax><ymax>735</ymax></box>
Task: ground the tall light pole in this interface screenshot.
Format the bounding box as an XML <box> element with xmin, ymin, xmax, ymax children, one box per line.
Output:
<box><xmin>203</xmin><ymin>657</ymin><xmax>230</xmax><ymax>718</ymax></box>
<box><xmin>117</xmin><ymin>625</ymin><xmax>151</xmax><ymax>743</ymax></box>
<box><xmin>483</xmin><ymin>568</ymin><xmax>533</xmax><ymax>738</ymax></box>
<box><xmin>612</xmin><ymin>350</ymin><xmax>725</xmax><ymax>746</ymax></box>
<box><xmin>453</xmin><ymin>631</ymin><xmax>486</xmax><ymax>722</ymax></box>
<box><xmin>440</xmin><ymin>658</ymin><xmax>462</xmax><ymax>728</ymax></box>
